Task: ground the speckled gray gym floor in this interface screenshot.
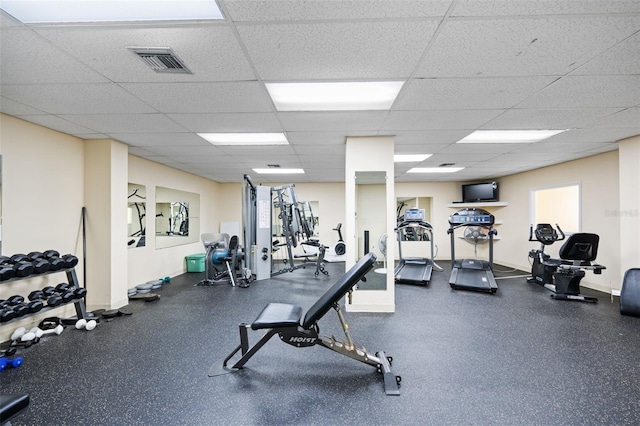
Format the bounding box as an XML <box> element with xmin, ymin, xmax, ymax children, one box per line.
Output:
<box><xmin>2</xmin><ymin>260</ymin><xmax>639</xmax><ymax>425</ymax></box>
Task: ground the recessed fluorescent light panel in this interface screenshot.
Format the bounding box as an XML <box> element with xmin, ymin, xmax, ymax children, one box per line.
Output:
<box><xmin>0</xmin><ymin>0</ymin><xmax>224</xmax><ymax>23</ymax></box>
<box><xmin>253</xmin><ymin>168</ymin><xmax>305</xmax><ymax>174</ymax></box>
<box><xmin>394</xmin><ymin>154</ymin><xmax>432</xmax><ymax>163</ymax></box>
<box><xmin>407</xmin><ymin>167</ymin><xmax>465</xmax><ymax>173</ymax></box>
<box><xmin>457</xmin><ymin>130</ymin><xmax>567</xmax><ymax>144</ymax></box>
<box><xmin>265</xmin><ymin>81</ymin><xmax>405</xmax><ymax>111</ymax></box>
<box><xmin>198</xmin><ymin>133</ymin><xmax>289</xmax><ymax>146</ymax></box>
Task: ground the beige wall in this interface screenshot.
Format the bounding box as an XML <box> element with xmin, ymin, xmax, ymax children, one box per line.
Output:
<box><xmin>127</xmin><ymin>155</ymin><xmax>221</xmax><ymax>287</ymax></box>
<box><xmin>0</xmin><ymin>114</ymin><xmax>86</xmax><ymax>340</ymax></box>
<box><xmin>499</xmin><ymin>150</ymin><xmax>621</xmax><ymax>293</ymax></box>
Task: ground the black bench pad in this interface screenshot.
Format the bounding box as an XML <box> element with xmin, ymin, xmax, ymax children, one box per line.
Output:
<box><xmin>0</xmin><ymin>393</ymin><xmax>30</xmax><ymax>424</ymax></box>
<box><xmin>252</xmin><ymin>303</ymin><xmax>303</xmax><ymax>330</ymax></box>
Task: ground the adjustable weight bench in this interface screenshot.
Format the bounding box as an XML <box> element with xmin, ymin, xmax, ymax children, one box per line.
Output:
<box><xmin>1</xmin><ymin>393</ymin><xmax>29</xmax><ymax>426</ymax></box>
<box><xmin>209</xmin><ymin>252</ymin><xmax>401</xmax><ymax>395</ymax></box>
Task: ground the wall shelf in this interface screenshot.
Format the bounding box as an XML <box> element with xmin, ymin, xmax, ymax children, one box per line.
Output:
<box><xmin>447</xmin><ymin>201</ymin><xmax>509</xmax><ymax>208</ymax></box>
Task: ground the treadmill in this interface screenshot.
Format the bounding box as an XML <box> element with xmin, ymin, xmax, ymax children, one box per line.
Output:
<box><xmin>394</xmin><ymin>209</ymin><xmax>435</xmax><ymax>286</ymax></box>
<box><xmin>447</xmin><ymin>208</ymin><xmax>498</xmax><ymax>293</ymax></box>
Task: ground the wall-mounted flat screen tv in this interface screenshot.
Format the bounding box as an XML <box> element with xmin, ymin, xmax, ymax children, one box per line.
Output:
<box><xmin>462</xmin><ymin>182</ymin><xmax>498</xmax><ymax>203</ymax></box>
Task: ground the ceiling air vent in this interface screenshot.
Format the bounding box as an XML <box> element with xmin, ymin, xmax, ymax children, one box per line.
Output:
<box><xmin>129</xmin><ymin>47</ymin><xmax>192</xmax><ymax>74</ymax></box>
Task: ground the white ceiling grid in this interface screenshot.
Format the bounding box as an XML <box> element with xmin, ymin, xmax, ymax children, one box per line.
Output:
<box><xmin>0</xmin><ymin>0</ymin><xmax>639</xmax><ymax>183</ymax></box>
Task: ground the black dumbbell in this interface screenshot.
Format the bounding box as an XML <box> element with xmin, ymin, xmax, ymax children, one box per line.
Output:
<box><xmin>0</xmin><ymin>263</ymin><xmax>15</xmax><ymax>281</ymax></box>
<box><xmin>0</xmin><ymin>304</ymin><xmax>16</xmax><ymax>322</ymax></box>
<box><xmin>3</xmin><ymin>295</ymin><xmax>41</xmax><ymax>317</ymax></box>
<box><xmin>27</xmin><ymin>251</ymin><xmax>44</xmax><ymax>260</ymax></box>
<box><xmin>28</xmin><ymin>251</ymin><xmax>65</xmax><ymax>272</ymax></box>
<box><xmin>46</xmin><ymin>283</ymin><xmax>75</xmax><ymax>303</ymax></box>
<box><xmin>62</xmin><ymin>254</ymin><xmax>79</xmax><ymax>269</ymax></box>
<box><xmin>28</xmin><ymin>290</ymin><xmax>63</xmax><ymax>308</ymax></box>
<box><xmin>43</xmin><ymin>250</ymin><xmax>60</xmax><ymax>259</ymax></box>
<box><xmin>1</xmin><ymin>255</ymin><xmax>34</xmax><ymax>275</ymax></box>
<box><xmin>0</xmin><ymin>255</ymin><xmax>34</xmax><ymax>277</ymax></box>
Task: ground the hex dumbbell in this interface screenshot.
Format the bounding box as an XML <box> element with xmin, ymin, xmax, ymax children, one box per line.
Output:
<box><xmin>28</xmin><ymin>290</ymin><xmax>63</xmax><ymax>308</ymax></box>
<box><xmin>42</xmin><ymin>283</ymin><xmax>75</xmax><ymax>303</ymax></box>
<box><xmin>0</xmin><ymin>263</ymin><xmax>15</xmax><ymax>281</ymax></box>
<box><xmin>3</xmin><ymin>295</ymin><xmax>43</xmax><ymax>317</ymax></box>
<box><xmin>29</xmin><ymin>251</ymin><xmax>66</xmax><ymax>271</ymax></box>
<box><xmin>0</xmin><ymin>255</ymin><xmax>34</xmax><ymax>277</ymax></box>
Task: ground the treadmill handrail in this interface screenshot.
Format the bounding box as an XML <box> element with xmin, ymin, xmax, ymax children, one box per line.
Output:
<box><xmin>395</xmin><ymin>220</ymin><xmax>433</xmax><ymax>231</ymax></box>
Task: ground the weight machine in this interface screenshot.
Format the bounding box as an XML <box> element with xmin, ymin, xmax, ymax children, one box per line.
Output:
<box><xmin>242</xmin><ymin>175</ymin><xmax>328</xmax><ymax>281</ymax></box>
<box><xmin>198</xmin><ymin>233</ymin><xmax>250</xmax><ymax>288</ymax></box>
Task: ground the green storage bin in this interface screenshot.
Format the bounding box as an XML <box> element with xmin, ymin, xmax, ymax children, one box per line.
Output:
<box><xmin>186</xmin><ymin>253</ymin><xmax>206</xmax><ymax>273</ymax></box>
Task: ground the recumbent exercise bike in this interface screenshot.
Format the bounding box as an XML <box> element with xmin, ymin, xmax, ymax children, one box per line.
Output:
<box><xmin>528</xmin><ymin>224</ymin><xmax>605</xmax><ymax>303</ymax></box>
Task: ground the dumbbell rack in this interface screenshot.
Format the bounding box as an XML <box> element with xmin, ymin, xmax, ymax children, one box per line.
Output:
<box><xmin>1</xmin><ymin>266</ymin><xmax>87</xmax><ymax>326</ymax></box>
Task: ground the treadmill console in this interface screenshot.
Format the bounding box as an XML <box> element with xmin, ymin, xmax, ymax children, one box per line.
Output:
<box><xmin>404</xmin><ymin>208</ymin><xmax>425</xmax><ymax>222</ymax></box>
<box><xmin>449</xmin><ymin>208</ymin><xmax>494</xmax><ymax>226</ymax></box>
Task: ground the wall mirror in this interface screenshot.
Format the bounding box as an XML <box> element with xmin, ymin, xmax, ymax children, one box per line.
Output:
<box><xmin>155</xmin><ymin>186</ymin><xmax>200</xmax><ymax>249</ymax></box>
<box><xmin>127</xmin><ymin>183</ymin><xmax>146</xmax><ymax>248</ymax></box>
<box><xmin>395</xmin><ymin>197</ymin><xmax>433</xmax><ymax>259</ymax></box>
<box><xmin>355</xmin><ymin>171</ymin><xmax>387</xmax><ymax>290</ymax></box>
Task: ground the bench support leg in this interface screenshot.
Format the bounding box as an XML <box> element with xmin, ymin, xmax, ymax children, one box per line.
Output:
<box><xmin>209</xmin><ymin>324</ymin><xmax>279</xmax><ymax>376</ymax></box>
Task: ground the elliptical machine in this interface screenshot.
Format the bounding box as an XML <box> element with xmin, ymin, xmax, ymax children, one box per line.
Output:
<box><xmin>527</xmin><ymin>223</ymin><xmax>565</xmax><ymax>285</ymax></box>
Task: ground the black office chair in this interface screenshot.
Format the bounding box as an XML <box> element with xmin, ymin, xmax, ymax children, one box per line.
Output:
<box><xmin>543</xmin><ymin>233</ymin><xmax>605</xmax><ymax>303</ymax></box>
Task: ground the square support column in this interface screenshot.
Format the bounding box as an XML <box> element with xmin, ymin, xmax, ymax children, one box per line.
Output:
<box><xmin>618</xmin><ymin>135</ymin><xmax>640</xmax><ymax>291</ymax></box>
<box><xmin>84</xmin><ymin>139</ymin><xmax>129</xmax><ymax>310</ymax></box>
<box><xmin>345</xmin><ymin>136</ymin><xmax>395</xmax><ymax>312</ymax></box>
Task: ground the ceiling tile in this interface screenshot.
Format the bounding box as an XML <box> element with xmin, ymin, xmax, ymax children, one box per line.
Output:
<box><xmin>15</xmin><ymin>114</ymin><xmax>96</xmax><ymax>135</ymax></box>
<box><xmin>481</xmin><ymin>108</ymin><xmax>625</xmax><ymax>130</ymax></box>
<box><xmin>32</xmin><ymin>25</ymin><xmax>256</xmax><ymax>82</ymax></box>
<box><xmin>225</xmin><ymin>0</ymin><xmax>452</xmax><ymax>21</ymax></box>
<box><xmin>0</xmin><ymin>10</ymin><xmax>22</xmax><ymax>26</ymax></box>
<box><xmin>110</xmin><ymin>132</ymin><xmax>212</xmax><ymax>147</ymax></box>
<box><xmin>392</xmin><ymin>130</ymin><xmax>471</xmax><ymax>145</ymax></box>
<box><xmin>287</xmin><ymin>131</ymin><xmax>372</xmax><ymax>146</ymax></box>
<box><xmin>452</xmin><ymin>0</ymin><xmax>640</xmax><ymax>16</ymax></box>
<box><xmin>592</xmin><ymin>107</ymin><xmax>640</xmax><ymax>128</ymax></box>
<box><xmin>59</xmin><ymin>113</ymin><xmax>188</xmax><ymax>134</ymax></box>
<box><xmin>168</xmin><ymin>112</ymin><xmax>282</xmax><ymax>132</ymax></box>
<box><xmin>219</xmin><ymin>146</ymin><xmax>297</xmax><ymax>157</ymax></box>
<box><xmin>395</xmin><ymin>77</ymin><xmax>556</xmax><ymax>110</ymax></box>
<box><xmin>437</xmin><ymin>143</ymin><xmax>521</xmax><ymax>154</ymax></box>
<box><xmin>381</xmin><ymin>110</ymin><xmax>505</xmax><ymax>130</ymax></box>
<box><xmin>237</xmin><ymin>20</ymin><xmax>439</xmax><ymax>80</ymax></box>
<box><xmin>293</xmin><ymin>144</ymin><xmax>346</xmax><ymax>156</ymax></box>
<box><xmin>574</xmin><ymin>32</ymin><xmax>640</xmax><ymax>76</ymax></box>
<box><xmin>518</xmin><ymin>76</ymin><xmax>640</xmax><ymax>108</ymax></box>
<box><xmin>121</xmin><ymin>82</ymin><xmax>274</xmax><ymax>113</ymax></box>
<box><xmin>1</xmin><ymin>83</ymin><xmax>157</xmax><ymax>114</ymax></box>
<box><xmin>0</xmin><ymin>96</ymin><xmax>46</xmax><ymax>115</ymax></box>
<box><xmin>0</xmin><ymin>28</ymin><xmax>110</xmax><ymax>84</ymax></box>
<box><xmin>279</xmin><ymin>111</ymin><xmax>388</xmax><ymax>132</ymax></box>
<box><xmin>416</xmin><ymin>16</ymin><xmax>640</xmax><ymax>77</ymax></box>
<box><xmin>139</xmin><ymin>145</ymin><xmax>228</xmax><ymax>158</ymax></box>
<box><xmin>545</xmin><ymin>127</ymin><xmax>640</xmax><ymax>144</ymax></box>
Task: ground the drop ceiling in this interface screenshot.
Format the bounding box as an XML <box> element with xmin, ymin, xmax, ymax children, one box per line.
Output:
<box><xmin>1</xmin><ymin>0</ymin><xmax>639</xmax><ymax>183</ymax></box>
